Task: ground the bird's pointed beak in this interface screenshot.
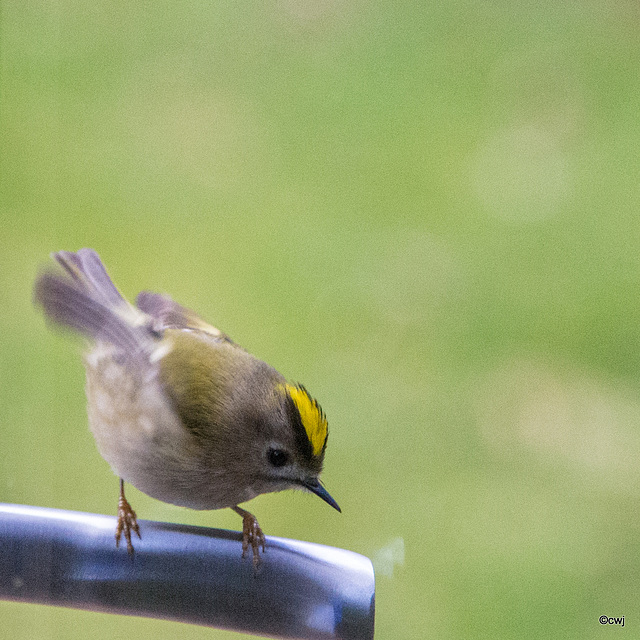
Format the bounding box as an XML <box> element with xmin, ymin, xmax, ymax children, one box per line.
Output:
<box><xmin>302</xmin><ymin>478</ymin><xmax>341</xmax><ymax>513</ymax></box>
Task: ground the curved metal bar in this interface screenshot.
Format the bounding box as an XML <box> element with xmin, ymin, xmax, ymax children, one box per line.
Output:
<box><xmin>0</xmin><ymin>504</ymin><xmax>375</xmax><ymax>640</ymax></box>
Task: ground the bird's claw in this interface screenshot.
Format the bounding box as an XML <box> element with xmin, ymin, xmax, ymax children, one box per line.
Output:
<box><xmin>240</xmin><ymin>511</ymin><xmax>266</xmax><ymax>568</ymax></box>
<box><xmin>115</xmin><ymin>493</ymin><xmax>141</xmax><ymax>554</ymax></box>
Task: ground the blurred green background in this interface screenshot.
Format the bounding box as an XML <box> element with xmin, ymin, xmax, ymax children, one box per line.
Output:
<box><xmin>2</xmin><ymin>1</ymin><xmax>640</xmax><ymax>638</ymax></box>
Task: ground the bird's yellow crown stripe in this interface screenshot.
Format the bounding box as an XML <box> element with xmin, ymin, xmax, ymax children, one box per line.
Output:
<box><xmin>285</xmin><ymin>383</ymin><xmax>327</xmax><ymax>457</ymax></box>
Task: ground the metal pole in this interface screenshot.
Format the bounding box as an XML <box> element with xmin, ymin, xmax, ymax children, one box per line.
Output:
<box><xmin>0</xmin><ymin>504</ymin><xmax>375</xmax><ymax>640</ymax></box>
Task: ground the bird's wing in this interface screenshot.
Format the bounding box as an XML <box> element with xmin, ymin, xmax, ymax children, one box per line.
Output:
<box><xmin>136</xmin><ymin>291</ymin><xmax>234</xmax><ymax>344</ymax></box>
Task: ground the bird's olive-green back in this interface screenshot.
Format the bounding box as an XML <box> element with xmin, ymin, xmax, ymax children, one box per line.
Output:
<box><xmin>157</xmin><ymin>329</ymin><xmax>282</xmax><ymax>442</ymax></box>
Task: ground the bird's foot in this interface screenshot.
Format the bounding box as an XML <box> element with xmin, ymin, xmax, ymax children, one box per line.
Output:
<box><xmin>233</xmin><ymin>506</ymin><xmax>266</xmax><ymax>567</ymax></box>
<box><xmin>115</xmin><ymin>481</ymin><xmax>141</xmax><ymax>554</ymax></box>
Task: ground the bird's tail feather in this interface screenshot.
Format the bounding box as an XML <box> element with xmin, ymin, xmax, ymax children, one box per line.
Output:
<box><xmin>34</xmin><ymin>249</ymin><xmax>151</xmax><ymax>363</ymax></box>
<box><xmin>54</xmin><ymin>249</ymin><xmax>126</xmax><ymax>308</ymax></box>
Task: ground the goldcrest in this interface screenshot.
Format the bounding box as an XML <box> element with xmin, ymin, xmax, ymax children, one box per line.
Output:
<box><xmin>34</xmin><ymin>249</ymin><xmax>339</xmax><ymax>563</ymax></box>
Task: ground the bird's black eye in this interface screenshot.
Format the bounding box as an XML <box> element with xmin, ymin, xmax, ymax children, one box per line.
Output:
<box><xmin>268</xmin><ymin>448</ymin><xmax>289</xmax><ymax>467</ymax></box>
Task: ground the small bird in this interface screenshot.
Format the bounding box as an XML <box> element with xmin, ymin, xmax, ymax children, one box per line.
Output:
<box><xmin>34</xmin><ymin>249</ymin><xmax>340</xmax><ymax>564</ymax></box>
